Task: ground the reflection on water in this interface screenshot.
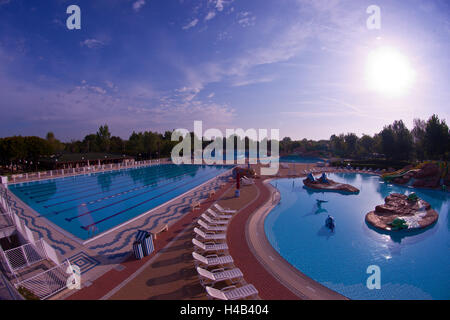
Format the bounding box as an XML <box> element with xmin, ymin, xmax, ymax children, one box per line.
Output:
<box><xmin>317</xmin><ymin>225</ymin><xmax>335</xmax><ymax>240</ymax></box>
<box><xmin>264</xmin><ymin>173</ymin><xmax>450</xmax><ymax>300</ymax></box>
<box><xmin>8</xmin><ymin>164</ymin><xmax>231</xmax><ymax>240</ymax></box>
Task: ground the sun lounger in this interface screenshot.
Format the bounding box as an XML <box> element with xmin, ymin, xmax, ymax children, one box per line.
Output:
<box><xmin>241</xmin><ymin>178</ymin><xmax>254</xmax><ymax>186</ymax></box>
<box><xmin>151</xmin><ymin>223</ymin><xmax>168</xmax><ymax>239</ymax></box>
<box><xmin>194</xmin><ymin>227</ymin><xmax>226</xmax><ymax>240</ymax></box>
<box><xmin>191</xmin><ymin>201</ymin><xmax>201</xmax><ymax>211</ymax></box>
<box><xmin>192</xmin><ymin>239</ymin><xmax>228</xmax><ymax>252</ymax></box>
<box><xmin>202</xmin><ymin>213</ymin><xmax>229</xmax><ymax>225</ymax></box>
<box><xmin>207</xmin><ymin>208</ymin><xmax>232</xmax><ymax>220</ymax></box>
<box><xmin>197</xmin><ymin>266</ymin><xmax>243</xmax><ymax>285</ymax></box>
<box><xmin>192</xmin><ymin>252</ymin><xmax>234</xmax><ymax>267</ymax></box>
<box><xmin>205</xmin><ymin>284</ymin><xmax>259</xmax><ymax>300</ymax></box>
<box><xmin>214</xmin><ymin>204</ymin><xmax>237</xmax><ymax>214</ymax></box>
<box><xmin>198</xmin><ymin>219</ymin><xmax>227</xmax><ymax>232</ymax></box>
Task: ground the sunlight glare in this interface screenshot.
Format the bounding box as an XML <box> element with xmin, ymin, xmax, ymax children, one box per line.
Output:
<box><xmin>366</xmin><ymin>47</ymin><xmax>415</xmax><ymax>96</ymax></box>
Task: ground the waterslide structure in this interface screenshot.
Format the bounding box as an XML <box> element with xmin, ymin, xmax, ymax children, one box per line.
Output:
<box><xmin>382</xmin><ymin>162</ymin><xmax>448</xmax><ymax>188</ymax></box>
<box><xmin>381</xmin><ymin>162</ymin><xmax>427</xmax><ymax>182</ymax></box>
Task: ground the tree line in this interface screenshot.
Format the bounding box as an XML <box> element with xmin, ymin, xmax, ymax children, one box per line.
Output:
<box><xmin>0</xmin><ymin>114</ymin><xmax>448</xmax><ymax>172</ymax></box>
<box><xmin>280</xmin><ymin>114</ymin><xmax>450</xmax><ymax>161</ymax></box>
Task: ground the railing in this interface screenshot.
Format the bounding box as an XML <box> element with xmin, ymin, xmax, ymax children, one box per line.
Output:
<box><xmin>2</xmin><ymin>239</ymin><xmax>47</xmax><ymax>272</ymax></box>
<box><xmin>8</xmin><ymin>158</ymin><xmax>172</xmax><ymax>184</ymax></box>
<box><xmin>14</xmin><ymin>260</ymin><xmax>72</xmax><ymax>300</ymax></box>
<box><xmin>0</xmin><ymin>178</ymin><xmax>67</xmax><ymax>300</ymax></box>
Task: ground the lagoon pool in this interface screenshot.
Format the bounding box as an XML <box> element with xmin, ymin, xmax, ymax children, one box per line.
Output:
<box><xmin>264</xmin><ymin>173</ymin><xmax>450</xmax><ymax>299</ymax></box>
<box><xmin>9</xmin><ymin>164</ymin><xmax>231</xmax><ymax>240</ymax></box>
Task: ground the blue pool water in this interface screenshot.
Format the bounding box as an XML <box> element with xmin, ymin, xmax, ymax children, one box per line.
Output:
<box><xmin>264</xmin><ymin>173</ymin><xmax>450</xmax><ymax>300</ymax></box>
<box><xmin>279</xmin><ymin>155</ymin><xmax>325</xmax><ymax>163</ymax></box>
<box><xmin>9</xmin><ymin>164</ymin><xmax>231</xmax><ymax>240</ymax></box>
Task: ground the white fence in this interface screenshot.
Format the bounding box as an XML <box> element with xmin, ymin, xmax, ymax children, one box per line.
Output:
<box><xmin>0</xmin><ymin>179</ymin><xmax>71</xmax><ymax>299</ymax></box>
<box><xmin>14</xmin><ymin>260</ymin><xmax>71</xmax><ymax>300</ymax></box>
<box><xmin>8</xmin><ymin>158</ymin><xmax>171</xmax><ymax>184</ymax></box>
<box><xmin>0</xmin><ymin>183</ymin><xmax>61</xmax><ymax>272</ymax></box>
<box><xmin>2</xmin><ymin>239</ymin><xmax>46</xmax><ymax>272</ymax></box>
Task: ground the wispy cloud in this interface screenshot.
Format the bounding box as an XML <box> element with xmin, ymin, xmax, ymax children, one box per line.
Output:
<box><xmin>205</xmin><ymin>11</ymin><xmax>216</xmax><ymax>21</ymax></box>
<box><xmin>132</xmin><ymin>0</ymin><xmax>146</xmax><ymax>12</ymax></box>
<box><xmin>237</xmin><ymin>11</ymin><xmax>255</xmax><ymax>28</ymax></box>
<box><xmin>215</xmin><ymin>0</ymin><xmax>225</xmax><ymax>12</ymax></box>
<box><xmin>232</xmin><ymin>76</ymin><xmax>274</xmax><ymax>87</ymax></box>
<box><xmin>80</xmin><ymin>39</ymin><xmax>106</xmax><ymax>49</ymax></box>
<box><xmin>182</xmin><ymin>18</ymin><xmax>199</xmax><ymax>30</ymax></box>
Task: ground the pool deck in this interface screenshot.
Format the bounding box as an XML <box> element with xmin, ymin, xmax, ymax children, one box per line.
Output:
<box><xmin>62</xmin><ymin>163</ymin><xmax>354</xmax><ymax>300</ymax></box>
<box><xmin>4</xmin><ymin>163</ymin><xmax>376</xmax><ymax>300</ymax></box>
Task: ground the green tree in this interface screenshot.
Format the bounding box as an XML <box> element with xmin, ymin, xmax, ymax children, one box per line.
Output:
<box><xmin>380</xmin><ymin>120</ymin><xmax>413</xmax><ymax>160</ymax></box>
<box><xmin>412</xmin><ymin>118</ymin><xmax>426</xmax><ymax>161</ymax></box>
<box><xmin>358</xmin><ymin>134</ymin><xmax>375</xmax><ymax>157</ymax></box>
<box><xmin>424</xmin><ymin>114</ymin><xmax>449</xmax><ymax>160</ymax></box>
<box><xmin>96</xmin><ymin>124</ymin><xmax>111</xmax><ymax>152</ymax></box>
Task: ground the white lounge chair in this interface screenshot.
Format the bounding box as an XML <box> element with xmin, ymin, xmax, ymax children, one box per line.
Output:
<box><xmin>205</xmin><ymin>284</ymin><xmax>259</xmax><ymax>300</ymax></box>
<box><xmin>198</xmin><ymin>219</ymin><xmax>227</xmax><ymax>232</ymax></box>
<box><xmin>241</xmin><ymin>177</ymin><xmax>254</xmax><ymax>186</ymax></box>
<box><xmin>202</xmin><ymin>213</ymin><xmax>229</xmax><ymax>225</ymax></box>
<box><xmin>192</xmin><ymin>239</ymin><xmax>228</xmax><ymax>252</ymax></box>
<box><xmin>207</xmin><ymin>208</ymin><xmax>232</xmax><ymax>220</ymax></box>
<box><xmin>192</xmin><ymin>252</ymin><xmax>234</xmax><ymax>267</ymax></box>
<box><xmin>197</xmin><ymin>266</ymin><xmax>243</xmax><ymax>285</ymax></box>
<box><xmin>214</xmin><ymin>204</ymin><xmax>237</xmax><ymax>214</ymax></box>
<box><xmin>194</xmin><ymin>227</ymin><xmax>226</xmax><ymax>240</ymax></box>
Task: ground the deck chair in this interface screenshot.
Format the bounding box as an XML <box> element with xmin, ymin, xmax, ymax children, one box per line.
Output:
<box><xmin>192</xmin><ymin>252</ymin><xmax>234</xmax><ymax>267</ymax></box>
<box><xmin>214</xmin><ymin>203</ymin><xmax>237</xmax><ymax>214</ymax></box>
<box><xmin>241</xmin><ymin>177</ymin><xmax>254</xmax><ymax>185</ymax></box>
<box><xmin>194</xmin><ymin>227</ymin><xmax>226</xmax><ymax>240</ymax></box>
<box><xmin>207</xmin><ymin>208</ymin><xmax>232</xmax><ymax>220</ymax></box>
<box><xmin>201</xmin><ymin>213</ymin><xmax>229</xmax><ymax>225</ymax></box>
<box><xmin>205</xmin><ymin>284</ymin><xmax>258</xmax><ymax>300</ymax></box>
<box><xmin>196</xmin><ymin>266</ymin><xmax>243</xmax><ymax>285</ymax></box>
<box><xmin>192</xmin><ymin>238</ymin><xmax>228</xmax><ymax>252</ymax></box>
<box><xmin>198</xmin><ymin>219</ymin><xmax>227</xmax><ymax>232</ymax></box>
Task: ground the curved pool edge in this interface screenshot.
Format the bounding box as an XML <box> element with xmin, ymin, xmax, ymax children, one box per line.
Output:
<box><xmin>245</xmin><ymin>178</ymin><xmax>348</xmax><ymax>300</ymax></box>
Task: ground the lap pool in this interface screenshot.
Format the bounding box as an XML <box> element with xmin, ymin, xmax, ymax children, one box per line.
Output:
<box><xmin>8</xmin><ymin>164</ymin><xmax>231</xmax><ymax>241</ymax></box>
<box><xmin>264</xmin><ymin>173</ymin><xmax>449</xmax><ymax>299</ymax></box>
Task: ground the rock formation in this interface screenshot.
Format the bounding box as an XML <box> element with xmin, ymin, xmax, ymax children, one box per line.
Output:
<box><xmin>365</xmin><ymin>193</ymin><xmax>438</xmax><ymax>231</ymax></box>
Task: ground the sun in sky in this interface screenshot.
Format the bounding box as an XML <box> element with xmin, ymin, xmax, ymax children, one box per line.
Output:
<box><xmin>366</xmin><ymin>46</ymin><xmax>415</xmax><ymax>97</ymax></box>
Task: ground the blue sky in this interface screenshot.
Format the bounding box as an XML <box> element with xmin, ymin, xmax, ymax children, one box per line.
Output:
<box><xmin>0</xmin><ymin>0</ymin><xmax>449</xmax><ymax>141</ymax></box>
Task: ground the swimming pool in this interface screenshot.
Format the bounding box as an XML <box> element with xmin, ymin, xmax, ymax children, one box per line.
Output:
<box><xmin>279</xmin><ymin>155</ymin><xmax>325</xmax><ymax>163</ymax></box>
<box><xmin>9</xmin><ymin>164</ymin><xmax>232</xmax><ymax>241</ymax></box>
<box><xmin>264</xmin><ymin>173</ymin><xmax>449</xmax><ymax>299</ymax></box>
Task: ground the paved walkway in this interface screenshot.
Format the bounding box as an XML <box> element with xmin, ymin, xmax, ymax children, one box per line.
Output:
<box><xmin>65</xmin><ymin>180</ymin><xmax>234</xmax><ymax>300</ymax></box>
<box><xmin>65</xmin><ymin>163</ymin><xmax>347</xmax><ymax>300</ymax></box>
<box><xmin>104</xmin><ymin>183</ymin><xmax>260</xmax><ymax>300</ymax></box>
